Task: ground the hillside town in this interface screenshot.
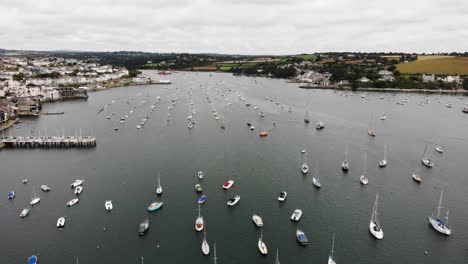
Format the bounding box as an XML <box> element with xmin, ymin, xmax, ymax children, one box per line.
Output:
<box><xmin>0</xmin><ymin>55</ymin><xmax>149</xmax><ymax>130</ymax></box>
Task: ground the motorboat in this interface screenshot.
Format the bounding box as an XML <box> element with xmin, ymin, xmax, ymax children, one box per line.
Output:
<box><xmin>412</xmin><ymin>173</ymin><xmax>422</xmax><ymax>183</ymax></box>
<box><xmin>227</xmin><ymin>195</ymin><xmax>240</xmax><ymax>206</ymax></box>
<box><xmin>41</xmin><ymin>185</ymin><xmax>51</xmax><ymax>192</ymax></box>
<box><xmin>28</xmin><ymin>255</ymin><xmax>38</xmax><ymax>264</ymax></box>
<box><xmin>369</xmin><ymin>193</ymin><xmax>384</xmax><ymax>239</ymax></box>
<box><xmin>278</xmin><ymin>191</ymin><xmax>287</xmax><ymax>202</ymax></box>
<box><xmin>428</xmin><ymin>190</ymin><xmax>451</xmax><ymax>235</ymax></box>
<box><xmin>435</xmin><ymin>146</ymin><xmax>444</xmax><ymax>153</ymax></box>
<box><xmin>198</xmin><ymin>171</ymin><xmax>204</xmax><ymax>179</ymax></box>
<box><xmin>304</xmin><ymin>111</ymin><xmax>310</xmax><ymax>124</ymax></box>
<box><xmin>202</xmin><ymin>229</ymin><xmax>210</xmax><ymax>255</ymax></box>
<box><xmin>105</xmin><ymin>200</ymin><xmax>113</xmax><ymax>211</ymax></box>
<box><xmin>74</xmin><ymin>186</ymin><xmax>83</xmax><ymax>195</ymax></box>
<box><xmin>8</xmin><ymin>191</ymin><xmax>15</xmax><ymax>200</ymax></box>
<box><xmin>222</xmin><ymin>180</ymin><xmax>234</xmax><ymax>190</ymax></box>
<box><xmin>139</xmin><ymin>219</ymin><xmax>149</xmax><ymax>235</ymax></box>
<box><xmin>20</xmin><ymin>208</ymin><xmax>30</xmax><ymax>218</ymax></box>
<box><xmin>147</xmin><ymin>201</ymin><xmax>163</xmax><ymax>212</ymax></box>
<box><xmin>301</xmin><ymin>163</ymin><xmax>309</xmax><ymax>174</ymax></box>
<box><xmin>136</xmin><ymin>125</ymin><xmax>141</xmax><ymax>129</ymax></box>
<box><xmin>421</xmin><ymin>158</ymin><xmax>434</xmax><ymax>168</ymax></box>
<box><xmin>67</xmin><ymin>198</ymin><xmax>79</xmax><ymax>207</ymax></box>
<box><xmin>296</xmin><ymin>229</ymin><xmax>308</xmax><ymax>246</ymax></box>
<box><xmin>57</xmin><ymin>217</ymin><xmax>66</xmax><ymax>228</ymax></box>
<box><xmin>316</xmin><ymin>122</ymin><xmax>324</xmax><ymax>130</ymax></box>
<box><xmin>290</xmin><ymin>209</ymin><xmax>302</xmax><ymax>222</ymax></box>
<box><xmin>312</xmin><ymin>176</ymin><xmax>322</xmax><ymax>188</ymax></box>
<box><xmin>252</xmin><ymin>214</ymin><xmax>264</xmax><ymax>227</ymax></box>
<box><xmin>198</xmin><ymin>195</ymin><xmax>207</xmax><ymax>204</ymax></box>
<box><xmin>463</xmin><ymin>107</ymin><xmax>468</xmax><ymax>113</ymax></box>
<box><xmin>195</xmin><ymin>184</ymin><xmax>203</xmax><ymax>192</ymax></box>
<box><xmin>250</xmin><ymin>125</ymin><xmax>255</xmax><ymax>130</ymax></box>
<box><xmin>368</xmin><ymin>129</ymin><xmax>376</xmax><ymax>137</ymax></box>
<box><xmin>71</xmin><ymin>179</ymin><xmax>84</xmax><ymax>188</ymax></box>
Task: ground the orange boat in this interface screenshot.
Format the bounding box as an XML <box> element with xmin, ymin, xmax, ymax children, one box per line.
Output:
<box><xmin>259</xmin><ymin>131</ymin><xmax>269</xmax><ymax>137</ymax></box>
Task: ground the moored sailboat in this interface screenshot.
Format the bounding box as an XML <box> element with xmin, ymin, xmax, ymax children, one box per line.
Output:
<box><xmin>360</xmin><ymin>153</ymin><xmax>369</xmax><ymax>185</ymax></box>
<box><xmin>428</xmin><ymin>190</ymin><xmax>451</xmax><ymax>235</ymax></box>
<box><xmin>258</xmin><ymin>227</ymin><xmax>268</xmax><ymax>255</ymax></box>
<box><xmin>369</xmin><ymin>193</ymin><xmax>384</xmax><ymax>239</ymax></box>
<box><xmin>379</xmin><ymin>144</ymin><xmax>387</xmax><ymax>167</ymax></box>
<box><xmin>328</xmin><ymin>233</ymin><xmax>337</xmax><ymax>264</ymax></box>
<box><xmin>341</xmin><ymin>144</ymin><xmax>349</xmax><ymax>172</ymax></box>
<box><xmin>195</xmin><ymin>204</ymin><xmax>204</xmax><ymax>231</ymax></box>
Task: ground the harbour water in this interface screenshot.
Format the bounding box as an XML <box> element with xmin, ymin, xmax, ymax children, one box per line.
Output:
<box><xmin>1</xmin><ymin>71</ymin><xmax>467</xmax><ymax>264</ymax></box>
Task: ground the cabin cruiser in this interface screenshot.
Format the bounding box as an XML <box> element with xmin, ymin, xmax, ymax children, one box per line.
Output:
<box><xmin>105</xmin><ymin>200</ymin><xmax>113</xmax><ymax>211</ymax></box>
<box><xmin>296</xmin><ymin>229</ymin><xmax>308</xmax><ymax>246</ymax></box>
<box><xmin>252</xmin><ymin>214</ymin><xmax>264</xmax><ymax>227</ymax></box>
<box><xmin>227</xmin><ymin>195</ymin><xmax>240</xmax><ymax>206</ymax></box>
<box><xmin>139</xmin><ymin>219</ymin><xmax>149</xmax><ymax>235</ymax></box>
<box><xmin>223</xmin><ymin>180</ymin><xmax>234</xmax><ymax>190</ymax></box>
<box><xmin>278</xmin><ymin>191</ymin><xmax>287</xmax><ymax>201</ymax></box>
<box><xmin>57</xmin><ymin>217</ymin><xmax>66</xmax><ymax>228</ymax></box>
<box><xmin>290</xmin><ymin>209</ymin><xmax>302</xmax><ymax>222</ymax></box>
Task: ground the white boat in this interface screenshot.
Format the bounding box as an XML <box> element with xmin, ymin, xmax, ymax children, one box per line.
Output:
<box><xmin>380</xmin><ymin>113</ymin><xmax>386</xmax><ymax>120</ymax></box>
<box><xmin>304</xmin><ymin>111</ymin><xmax>310</xmax><ymax>124</ymax></box>
<box><xmin>360</xmin><ymin>152</ymin><xmax>369</xmax><ymax>185</ymax></box>
<box><xmin>136</xmin><ymin>125</ymin><xmax>141</xmax><ymax>129</ymax></box>
<box><xmin>312</xmin><ymin>160</ymin><xmax>322</xmax><ymax>188</ymax></box>
<box><xmin>105</xmin><ymin>200</ymin><xmax>113</xmax><ymax>211</ymax></box>
<box><xmin>198</xmin><ymin>171</ymin><xmax>204</xmax><ymax>179</ymax></box>
<box><xmin>278</xmin><ymin>191</ymin><xmax>287</xmax><ymax>202</ymax></box>
<box><xmin>275</xmin><ymin>249</ymin><xmax>280</xmax><ymax>264</ymax></box>
<box><xmin>328</xmin><ymin>233</ymin><xmax>337</xmax><ymax>264</ymax></box>
<box><xmin>369</xmin><ymin>193</ymin><xmax>384</xmax><ymax>239</ymax></box>
<box><xmin>195</xmin><ymin>184</ymin><xmax>203</xmax><ymax>192</ymax></box>
<box><xmin>342</xmin><ymin>144</ymin><xmax>349</xmax><ymax>172</ymax></box>
<box><xmin>290</xmin><ymin>209</ymin><xmax>302</xmax><ymax>222</ymax></box>
<box><xmin>368</xmin><ymin>114</ymin><xmax>376</xmax><ymax>137</ymax></box>
<box><xmin>30</xmin><ymin>187</ymin><xmax>40</xmax><ymax>205</ymax></box>
<box><xmin>421</xmin><ymin>144</ymin><xmax>434</xmax><ymax>168</ymax></box>
<box><xmin>428</xmin><ymin>190</ymin><xmax>451</xmax><ymax>235</ymax></box>
<box><xmin>188</xmin><ymin>122</ymin><xmax>194</xmax><ymax>129</ymax></box>
<box><xmin>301</xmin><ymin>155</ymin><xmax>309</xmax><ymax>174</ymax></box>
<box><xmin>435</xmin><ymin>144</ymin><xmax>444</xmax><ymax>154</ymax></box>
<box><xmin>379</xmin><ymin>144</ymin><xmax>387</xmax><ymax>167</ymax></box>
<box><xmin>227</xmin><ymin>195</ymin><xmax>240</xmax><ymax>206</ymax></box>
<box><xmin>20</xmin><ymin>208</ymin><xmax>30</xmax><ymax>218</ymax></box>
<box><xmin>252</xmin><ymin>214</ymin><xmax>264</xmax><ymax>227</ymax></box>
<box><xmin>258</xmin><ymin>228</ymin><xmax>268</xmax><ymax>255</ymax></box>
<box><xmin>57</xmin><ymin>217</ymin><xmax>66</xmax><ymax>228</ymax></box>
<box><xmin>71</xmin><ymin>179</ymin><xmax>84</xmax><ymax>188</ymax></box>
<box><xmin>74</xmin><ymin>186</ymin><xmax>83</xmax><ymax>195</ymax></box>
<box><xmin>67</xmin><ymin>198</ymin><xmax>79</xmax><ymax>207</ymax></box>
<box><xmin>195</xmin><ymin>204</ymin><xmax>204</xmax><ymax>231</ymax></box>
<box><xmin>156</xmin><ymin>169</ymin><xmax>163</xmax><ymax>195</ymax></box>
<box><xmin>202</xmin><ymin>225</ymin><xmax>210</xmax><ymax>255</ymax></box>
<box><xmin>222</xmin><ymin>180</ymin><xmax>234</xmax><ymax>190</ymax></box>
<box><xmin>316</xmin><ymin>121</ymin><xmax>325</xmax><ymax>130</ymax></box>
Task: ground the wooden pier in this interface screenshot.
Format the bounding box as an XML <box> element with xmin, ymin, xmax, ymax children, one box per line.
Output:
<box><xmin>0</xmin><ymin>136</ymin><xmax>96</xmax><ymax>148</ymax></box>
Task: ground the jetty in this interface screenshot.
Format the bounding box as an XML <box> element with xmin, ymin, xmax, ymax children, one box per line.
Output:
<box><xmin>0</xmin><ymin>136</ymin><xmax>96</xmax><ymax>148</ymax></box>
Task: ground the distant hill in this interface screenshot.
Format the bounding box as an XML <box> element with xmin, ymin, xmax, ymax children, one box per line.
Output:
<box><xmin>397</xmin><ymin>56</ymin><xmax>468</xmax><ymax>75</ymax></box>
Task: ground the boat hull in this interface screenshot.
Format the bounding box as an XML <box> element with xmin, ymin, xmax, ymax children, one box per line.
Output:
<box><xmin>369</xmin><ymin>221</ymin><xmax>384</xmax><ymax>239</ymax></box>
<box><xmin>428</xmin><ymin>217</ymin><xmax>451</xmax><ymax>235</ymax></box>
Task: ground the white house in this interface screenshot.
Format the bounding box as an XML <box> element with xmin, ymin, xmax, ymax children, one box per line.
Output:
<box><xmin>358</xmin><ymin>77</ymin><xmax>370</xmax><ymax>83</ymax></box>
<box><xmin>422</xmin><ymin>74</ymin><xmax>435</xmax><ymax>82</ymax></box>
<box><xmin>378</xmin><ymin>70</ymin><xmax>393</xmax><ymax>76</ymax></box>
<box><xmin>443</xmin><ymin>75</ymin><xmax>460</xmax><ymax>83</ymax></box>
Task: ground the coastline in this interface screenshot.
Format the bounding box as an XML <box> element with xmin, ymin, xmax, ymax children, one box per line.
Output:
<box><xmin>298</xmin><ymin>85</ymin><xmax>468</xmax><ymax>95</ymax></box>
<box><xmin>0</xmin><ymin>118</ymin><xmax>19</xmax><ymax>132</ymax></box>
<box><xmin>87</xmin><ymin>79</ymin><xmax>152</xmax><ymax>93</ymax></box>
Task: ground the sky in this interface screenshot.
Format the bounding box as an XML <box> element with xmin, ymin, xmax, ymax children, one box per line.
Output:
<box><xmin>1</xmin><ymin>0</ymin><xmax>467</xmax><ymax>55</ymax></box>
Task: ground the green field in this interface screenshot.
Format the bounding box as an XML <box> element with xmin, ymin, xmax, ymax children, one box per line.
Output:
<box><xmin>397</xmin><ymin>57</ymin><xmax>468</xmax><ymax>75</ymax></box>
<box><xmin>295</xmin><ymin>54</ymin><xmax>318</xmax><ymax>61</ymax></box>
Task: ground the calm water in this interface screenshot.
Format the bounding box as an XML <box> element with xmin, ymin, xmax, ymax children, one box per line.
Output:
<box><xmin>1</xmin><ymin>71</ymin><xmax>467</xmax><ymax>264</ymax></box>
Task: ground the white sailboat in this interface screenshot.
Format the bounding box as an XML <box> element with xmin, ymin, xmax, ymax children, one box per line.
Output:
<box><xmin>379</xmin><ymin>144</ymin><xmax>387</xmax><ymax>167</ymax></box>
<box><xmin>202</xmin><ymin>224</ymin><xmax>210</xmax><ymax>255</ymax></box>
<box><xmin>301</xmin><ymin>155</ymin><xmax>309</xmax><ymax>174</ymax></box>
<box><xmin>258</xmin><ymin>227</ymin><xmax>268</xmax><ymax>255</ymax></box>
<box><xmin>341</xmin><ymin>144</ymin><xmax>349</xmax><ymax>172</ymax></box>
<box><xmin>195</xmin><ymin>204</ymin><xmax>204</xmax><ymax>231</ymax></box>
<box><xmin>30</xmin><ymin>187</ymin><xmax>40</xmax><ymax>205</ymax></box>
<box><xmin>156</xmin><ymin>169</ymin><xmax>162</xmax><ymax>195</ymax></box>
<box><xmin>369</xmin><ymin>193</ymin><xmax>384</xmax><ymax>239</ymax></box>
<box><xmin>421</xmin><ymin>144</ymin><xmax>434</xmax><ymax>167</ymax></box>
<box><xmin>312</xmin><ymin>160</ymin><xmax>322</xmax><ymax>188</ymax></box>
<box><xmin>360</xmin><ymin>152</ymin><xmax>369</xmax><ymax>185</ymax></box>
<box><xmin>428</xmin><ymin>190</ymin><xmax>451</xmax><ymax>235</ymax></box>
<box><xmin>328</xmin><ymin>233</ymin><xmax>337</xmax><ymax>264</ymax></box>
<box><xmin>368</xmin><ymin>114</ymin><xmax>376</xmax><ymax>137</ymax></box>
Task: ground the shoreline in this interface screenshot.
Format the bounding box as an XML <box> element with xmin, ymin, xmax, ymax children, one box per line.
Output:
<box><xmin>298</xmin><ymin>85</ymin><xmax>468</xmax><ymax>95</ymax></box>
<box><xmin>0</xmin><ymin>118</ymin><xmax>19</xmax><ymax>132</ymax></box>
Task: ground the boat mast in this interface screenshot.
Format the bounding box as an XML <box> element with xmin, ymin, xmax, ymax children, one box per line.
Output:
<box><xmin>157</xmin><ymin>169</ymin><xmax>161</xmax><ymax>188</ymax></box>
<box><xmin>375</xmin><ymin>193</ymin><xmax>380</xmax><ymax>226</ymax></box>
<box><xmin>276</xmin><ymin>248</ymin><xmax>280</xmax><ymax>264</ymax></box>
<box><xmin>383</xmin><ymin>144</ymin><xmax>387</xmax><ymax>160</ymax></box>
<box><xmin>198</xmin><ymin>203</ymin><xmax>201</xmax><ymax>218</ymax></box>
<box><xmin>363</xmin><ymin>152</ymin><xmax>367</xmax><ymax>175</ymax></box>
<box><xmin>437</xmin><ymin>190</ymin><xmax>443</xmax><ymax>219</ymax></box>
<box><xmin>213</xmin><ymin>243</ymin><xmax>218</xmax><ymax>264</ymax></box>
<box><xmin>331</xmin><ymin>233</ymin><xmax>335</xmax><ymax>260</ymax></box>
<box><xmin>344</xmin><ymin>144</ymin><xmax>348</xmax><ymax>163</ymax></box>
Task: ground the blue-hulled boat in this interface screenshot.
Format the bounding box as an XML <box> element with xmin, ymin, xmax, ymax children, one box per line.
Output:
<box><xmin>8</xmin><ymin>191</ymin><xmax>15</xmax><ymax>200</ymax></box>
<box><xmin>28</xmin><ymin>255</ymin><xmax>37</xmax><ymax>264</ymax></box>
<box><xmin>296</xmin><ymin>229</ymin><xmax>308</xmax><ymax>246</ymax></box>
<box><xmin>198</xmin><ymin>195</ymin><xmax>206</xmax><ymax>204</ymax></box>
<box><xmin>147</xmin><ymin>201</ymin><xmax>163</xmax><ymax>212</ymax></box>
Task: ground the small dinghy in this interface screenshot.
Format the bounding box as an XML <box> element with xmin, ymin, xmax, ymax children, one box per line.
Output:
<box><xmin>148</xmin><ymin>201</ymin><xmax>163</xmax><ymax>212</ymax></box>
<box><xmin>222</xmin><ymin>180</ymin><xmax>234</xmax><ymax>190</ymax></box>
<box><xmin>139</xmin><ymin>219</ymin><xmax>149</xmax><ymax>236</ymax></box>
<box><xmin>198</xmin><ymin>195</ymin><xmax>207</xmax><ymax>204</ymax></box>
<box><xmin>252</xmin><ymin>214</ymin><xmax>264</xmax><ymax>227</ymax></box>
<box><xmin>67</xmin><ymin>198</ymin><xmax>79</xmax><ymax>207</ymax></box>
<box><xmin>291</xmin><ymin>209</ymin><xmax>303</xmax><ymax>221</ymax></box>
<box><xmin>227</xmin><ymin>195</ymin><xmax>240</xmax><ymax>206</ymax></box>
<box><xmin>105</xmin><ymin>200</ymin><xmax>113</xmax><ymax>211</ymax></box>
<box><xmin>57</xmin><ymin>217</ymin><xmax>66</xmax><ymax>228</ymax></box>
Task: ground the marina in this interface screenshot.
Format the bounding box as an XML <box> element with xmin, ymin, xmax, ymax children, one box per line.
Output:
<box><xmin>0</xmin><ymin>71</ymin><xmax>467</xmax><ymax>264</ymax></box>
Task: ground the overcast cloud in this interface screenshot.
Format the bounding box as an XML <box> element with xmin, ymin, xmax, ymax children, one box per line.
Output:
<box><xmin>1</xmin><ymin>0</ymin><xmax>467</xmax><ymax>54</ymax></box>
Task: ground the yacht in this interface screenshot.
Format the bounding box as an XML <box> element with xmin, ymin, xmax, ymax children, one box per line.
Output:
<box><xmin>296</xmin><ymin>229</ymin><xmax>308</xmax><ymax>246</ymax></box>
<box><xmin>278</xmin><ymin>191</ymin><xmax>287</xmax><ymax>202</ymax></box>
<box><xmin>222</xmin><ymin>180</ymin><xmax>234</xmax><ymax>190</ymax></box>
<box><xmin>252</xmin><ymin>214</ymin><xmax>264</xmax><ymax>227</ymax></box>
<box><xmin>421</xmin><ymin>144</ymin><xmax>434</xmax><ymax>168</ymax></box>
<box><xmin>147</xmin><ymin>201</ymin><xmax>163</xmax><ymax>212</ymax></box>
<box><xmin>380</xmin><ymin>113</ymin><xmax>386</xmax><ymax>120</ymax></box>
<box><xmin>301</xmin><ymin>156</ymin><xmax>309</xmax><ymax>174</ymax></box>
<box><xmin>360</xmin><ymin>153</ymin><xmax>369</xmax><ymax>185</ymax></box>
<box><xmin>227</xmin><ymin>195</ymin><xmax>240</xmax><ymax>206</ymax></box>
<box><xmin>435</xmin><ymin>145</ymin><xmax>444</xmax><ymax>154</ymax></box>
<box><xmin>57</xmin><ymin>217</ymin><xmax>66</xmax><ymax>228</ymax></box>
<box><xmin>379</xmin><ymin>144</ymin><xmax>387</xmax><ymax>167</ymax></box>
<box><xmin>67</xmin><ymin>198</ymin><xmax>79</xmax><ymax>207</ymax></box>
<box><xmin>202</xmin><ymin>227</ymin><xmax>210</xmax><ymax>255</ymax></box>
<box><xmin>22</xmin><ymin>178</ymin><xmax>28</xmax><ymax>184</ymax></box>
<box><xmin>290</xmin><ymin>209</ymin><xmax>302</xmax><ymax>222</ymax></box>
<box><xmin>105</xmin><ymin>200</ymin><xmax>113</xmax><ymax>211</ymax></box>
<box><xmin>156</xmin><ymin>170</ymin><xmax>163</xmax><ymax>195</ymax></box>
<box><xmin>304</xmin><ymin>111</ymin><xmax>310</xmax><ymax>124</ymax></box>
<box><xmin>139</xmin><ymin>219</ymin><xmax>149</xmax><ymax>235</ymax></box>
<box><xmin>328</xmin><ymin>233</ymin><xmax>337</xmax><ymax>264</ymax></box>
<box><xmin>428</xmin><ymin>190</ymin><xmax>451</xmax><ymax>235</ymax></box>
<box><xmin>368</xmin><ymin>114</ymin><xmax>376</xmax><ymax>137</ymax></box>
<box><xmin>342</xmin><ymin>144</ymin><xmax>349</xmax><ymax>172</ymax></box>
<box><xmin>312</xmin><ymin>160</ymin><xmax>322</xmax><ymax>188</ymax></box>
<box><xmin>258</xmin><ymin>228</ymin><xmax>268</xmax><ymax>255</ymax></box>
<box><xmin>30</xmin><ymin>187</ymin><xmax>40</xmax><ymax>205</ymax></box>
<box><xmin>369</xmin><ymin>193</ymin><xmax>384</xmax><ymax>239</ymax></box>
<box><xmin>28</xmin><ymin>255</ymin><xmax>38</xmax><ymax>264</ymax></box>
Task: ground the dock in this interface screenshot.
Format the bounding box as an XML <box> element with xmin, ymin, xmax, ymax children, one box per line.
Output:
<box><xmin>0</xmin><ymin>136</ymin><xmax>96</xmax><ymax>148</ymax></box>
